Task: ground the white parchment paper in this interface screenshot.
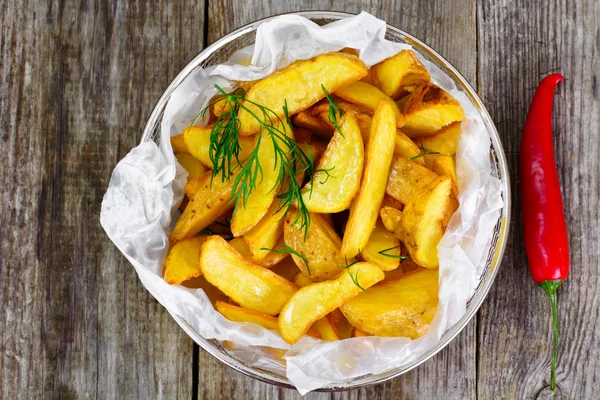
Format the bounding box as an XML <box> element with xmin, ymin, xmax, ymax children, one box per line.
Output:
<box><xmin>101</xmin><ymin>11</ymin><xmax>503</xmax><ymax>394</ymax></box>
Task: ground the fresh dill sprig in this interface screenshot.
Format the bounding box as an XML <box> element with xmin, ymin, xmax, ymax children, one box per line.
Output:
<box><xmin>378</xmin><ymin>245</ymin><xmax>411</xmax><ymax>261</ymax></box>
<box><xmin>314</xmin><ymin>166</ymin><xmax>336</xmax><ymax>185</ymax></box>
<box><xmin>408</xmin><ymin>140</ymin><xmax>441</xmax><ymax>161</ymax></box>
<box><xmin>204</xmin><ymin>86</ymin><xmax>246</xmax><ymax>182</ymax></box>
<box><xmin>337</xmin><ymin>253</ymin><xmax>365</xmax><ymax>290</ymax></box>
<box><xmin>321</xmin><ymin>84</ymin><xmax>344</xmax><ymax>137</ymax></box>
<box><xmin>200</xmin><ymin>85</ymin><xmax>315</xmax><ymax>237</ymax></box>
<box><xmin>261</xmin><ymin>244</ymin><xmax>310</xmax><ymax>275</ymax></box>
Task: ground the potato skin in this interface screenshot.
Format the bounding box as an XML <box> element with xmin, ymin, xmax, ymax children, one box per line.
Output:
<box><xmin>341</xmin><ymin>268</ymin><xmax>438</xmax><ymax>338</ymax></box>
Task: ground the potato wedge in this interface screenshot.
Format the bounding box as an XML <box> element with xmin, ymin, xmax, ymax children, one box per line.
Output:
<box><xmin>312</xmin><ymin>316</ymin><xmax>341</xmax><ymax>342</ymax></box>
<box><xmin>200</xmin><ymin>236</ymin><xmax>298</xmax><ymax>315</ymax></box>
<box><xmin>394</xmin><ymin>130</ymin><xmax>425</xmax><ymax>165</ymax></box>
<box><xmin>401</xmin><ymin>83</ymin><xmax>465</xmax><ymax>138</ymax></box>
<box><xmin>292</xmin><ymin>109</ymin><xmax>334</xmax><ymax>137</ymax></box>
<box><xmin>400</xmin><ymin>177</ymin><xmax>458</xmax><ymax>268</ymax></box>
<box><xmin>182</xmin><ymin>125</ymin><xmax>255</xmax><ymax>168</ymax></box>
<box><xmin>341</xmin><ymin>99</ymin><xmax>397</xmax><ymax>259</ymax></box>
<box><xmin>216</xmin><ymin>301</ymin><xmax>279</xmax><ymax>331</ymax></box>
<box><xmin>380</xmin><ymin>206</ymin><xmax>403</xmax><ymax>239</ymax></box>
<box><xmin>284</xmin><ymin>211</ymin><xmax>346</xmax><ymax>281</ymax></box>
<box><xmin>386</xmin><ymin>156</ymin><xmax>440</xmax><ymax>205</ymax></box>
<box><xmin>341</xmin><ymin>269</ymin><xmax>438</xmax><ymax>338</ymax></box>
<box><xmin>163</xmin><ymin>235</ymin><xmax>208</xmax><ymax>284</ymax></box>
<box><xmin>184</xmin><ymin>175</ymin><xmax>204</xmax><ymax>198</ymax></box>
<box><xmin>243</xmin><ymin>199</ymin><xmax>286</xmax><ymax>261</ymax></box>
<box><xmin>381</xmin><ymin>195</ymin><xmax>404</xmax><ymax>210</ymax></box>
<box><xmin>278</xmin><ymin>262</ymin><xmax>384</xmax><ymax>344</ymax></box>
<box><xmin>180</xmin><ymin>275</ymin><xmax>229</xmax><ymax>304</ymax></box>
<box><xmin>334</xmin><ymin>81</ymin><xmax>404</xmax><ymax>127</ymax></box>
<box><xmin>171</xmin><ymin>134</ymin><xmax>189</xmax><ymax>153</ymax></box>
<box><xmin>293</xmin><ymin>271</ymin><xmax>314</xmax><ymax>288</ymax></box>
<box><xmin>292</xmin><ymin>272</ymin><xmax>343</xmax><ymax>341</ymax></box>
<box><xmin>335</xmin><ymin>313</ymin><xmax>354</xmax><ymax>339</ymax></box>
<box><xmin>231</xmin><ymin>121</ymin><xmax>292</xmax><ymax>236</ymax></box>
<box><xmin>362</xmin><ymin>220</ymin><xmax>401</xmax><ymax>271</ymax></box>
<box><xmin>311</xmin><ymin>98</ymin><xmax>373</xmax><ymax>117</ymax></box>
<box><xmin>237</xmin><ymin>52</ymin><xmax>368</xmax><ymax>136</ymax></box>
<box><xmin>216</xmin><ymin>301</ymin><xmax>321</xmax><ymax>339</ymax></box>
<box><xmin>175</xmin><ymin>152</ymin><xmax>207</xmax><ymax>181</ymax></box>
<box><xmin>302</xmin><ymin>113</ymin><xmax>364</xmax><ymax>213</ymax></box>
<box><xmin>352</xmin><ymin>328</ymin><xmax>370</xmax><ymax>337</ymax></box>
<box><xmin>432</xmin><ymin>155</ymin><xmax>458</xmax><ymax>196</ymax></box>
<box><xmin>270</xmin><ymin>257</ymin><xmax>300</xmax><ymax>281</ymax></box>
<box><xmin>170</xmin><ymin>171</ymin><xmax>235</xmax><ymax>244</ymax></box>
<box><xmin>371</xmin><ymin>50</ymin><xmax>431</xmax><ymax>99</ymax></box>
<box><xmin>228</xmin><ymin>236</ymin><xmax>289</xmax><ymax>268</ymax></box>
<box><xmin>419</xmin><ymin>121</ymin><xmax>461</xmax><ymax>156</ymax></box>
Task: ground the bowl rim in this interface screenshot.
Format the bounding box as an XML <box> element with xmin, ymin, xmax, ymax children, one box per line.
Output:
<box><xmin>143</xmin><ymin>10</ymin><xmax>512</xmax><ymax>392</ymax></box>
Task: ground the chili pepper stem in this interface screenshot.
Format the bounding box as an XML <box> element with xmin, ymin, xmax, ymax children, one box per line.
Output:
<box><xmin>539</xmin><ymin>279</ymin><xmax>562</xmax><ymax>392</ymax></box>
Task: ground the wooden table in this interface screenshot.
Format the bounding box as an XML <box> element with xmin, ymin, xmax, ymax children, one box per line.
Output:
<box><xmin>1</xmin><ymin>1</ymin><xmax>598</xmax><ymax>398</ymax></box>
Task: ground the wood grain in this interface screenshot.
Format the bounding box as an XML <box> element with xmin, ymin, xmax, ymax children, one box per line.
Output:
<box><xmin>0</xmin><ymin>0</ymin><xmax>204</xmax><ymax>398</ymax></box>
<box><xmin>477</xmin><ymin>0</ymin><xmax>600</xmax><ymax>399</ymax></box>
<box><xmin>2</xmin><ymin>0</ymin><xmax>599</xmax><ymax>398</ymax></box>
<box><xmin>205</xmin><ymin>1</ymin><xmax>477</xmax><ymax>398</ymax></box>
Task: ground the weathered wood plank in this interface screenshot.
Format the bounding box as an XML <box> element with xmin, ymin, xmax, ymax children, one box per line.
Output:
<box><xmin>477</xmin><ymin>0</ymin><xmax>600</xmax><ymax>398</ymax></box>
<box><xmin>204</xmin><ymin>1</ymin><xmax>477</xmax><ymax>398</ymax></box>
<box><xmin>0</xmin><ymin>0</ymin><xmax>205</xmax><ymax>398</ymax></box>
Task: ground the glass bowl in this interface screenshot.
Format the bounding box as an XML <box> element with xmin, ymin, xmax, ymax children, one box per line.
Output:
<box><xmin>141</xmin><ymin>11</ymin><xmax>511</xmax><ymax>392</ymax></box>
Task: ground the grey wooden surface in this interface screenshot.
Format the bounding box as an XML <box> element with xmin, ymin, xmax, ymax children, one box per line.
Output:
<box><xmin>0</xmin><ymin>0</ymin><xmax>597</xmax><ymax>399</ymax></box>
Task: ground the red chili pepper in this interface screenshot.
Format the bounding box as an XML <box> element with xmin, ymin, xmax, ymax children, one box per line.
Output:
<box><xmin>520</xmin><ymin>74</ymin><xmax>569</xmax><ymax>392</ymax></box>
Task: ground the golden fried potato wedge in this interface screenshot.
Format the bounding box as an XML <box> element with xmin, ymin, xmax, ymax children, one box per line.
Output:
<box><xmin>380</xmin><ymin>206</ymin><xmax>403</xmax><ymax>239</ymax></box>
<box><xmin>334</xmin><ymin>81</ymin><xmax>404</xmax><ymax>128</ymax></box>
<box><xmin>401</xmin><ymin>83</ymin><xmax>465</xmax><ymax>138</ymax></box>
<box><xmin>170</xmin><ymin>172</ymin><xmax>235</xmax><ymax>244</ymax></box>
<box><xmin>292</xmin><ymin>109</ymin><xmax>334</xmax><ymax>137</ymax></box>
<box><xmin>312</xmin><ymin>316</ymin><xmax>341</xmax><ymax>342</ymax></box>
<box><xmin>228</xmin><ymin>236</ymin><xmax>289</xmax><ymax>268</ymax></box>
<box><xmin>419</xmin><ymin>121</ymin><xmax>461</xmax><ymax>156</ymax></box>
<box><xmin>175</xmin><ymin>152</ymin><xmax>207</xmax><ymax>181</ymax></box>
<box><xmin>237</xmin><ymin>52</ymin><xmax>368</xmax><ymax>136</ymax></box>
<box><xmin>362</xmin><ymin>220</ymin><xmax>401</xmax><ymax>271</ymax></box>
<box><xmin>311</xmin><ymin>98</ymin><xmax>373</xmax><ymax>117</ymax></box>
<box><xmin>386</xmin><ymin>156</ymin><xmax>440</xmax><ymax>205</ymax></box>
<box><xmin>341</xmin><ymin>269</ymin><xmax>438</xmax><ymax>338</ymax></box>
<box><xmin>293</xmin><ymin>272</ymin><xmax>314</xmax><ymax>288</ymax></box>
<box><xmin>182</xmin><ymin>125</ymin><xmax>255</xmax><ymax>168</ymax></box>
<box><xmin>302</xmin><ymin>113</ymin><xmax>364</xmax><ymax>213</ymax></box>
<box><xmin>371</xmin><ymin>50</ymin><xmax>431</xmax><ymax>99</ymax></box>
<box><xmin>231</xmin><ymin>122</ymin><xmax>292</xmax><ymax>236</ymax></box>
<box><xmin>342</xmin><ymin>99</ymin><xmax>397</xmax><ymax>259</ymax></box>
<box><xmin>181</xmin><ymin>275</ymin><xmax>229</xmax><ymax>304</ymax></box>
<box><xmin>352</xmin><ymin>328</ymin><xmax>370</xmax><ymax>337</ymax></box>
<box><xmin>200</xmin><ymin>236</ymin><xmax>298</xmax><ymax>315</ymax></box>
<box><xmin>432</xmin><ymin>155</ymin><xmax>458</xmax><ymax>196</ymax></box>
<box><xmin>270</xmin><ymin>257</ymin><xmax>300</xmax><ymax>281</ymax></box>
<box><xmin>381</xmin><ymin>195</ymin><xmax>404</xmax><ymax>210</ymax></box>
<box><xmin>216</xmin><ymin>301</ymin><xmax>279</xmax><ymax>331</ymax></box>
<box><xmin>164</xmin><ymin>235</ymin><xmax>208</xmax><ymax>284</ymax></box>
<box><xmin>394</xmin><ymin>130</ymin><xmax>425</xmax><ymax>165</ymax></box>
<box><xmin>400</xmin><ymin>177</ymin><xmax>458</xmax><ymax>268</ymax></box>
<box><xmin>243</xmin><ymin>199</ymin><xmax>286</xmax><ymax>261</ymax></box>
<box><xmin>171</xmin><ymin>135</ymin><xmax>189</xmax><ymax>153</ymax></box>
<box><xmin>278</xmin><ymin>262</ymin><xmax>384</xmax><ymax>344</ymax></box>
<box><xmin>335</xmin><ymin>313</ymin><xmax>354</xmax><ymax>339</ymax></box>
<box><xmin>184</xmin><ymin>175</ymin><xmax>204</xmax><ymax>198</ymax></box>
<box><xmin>284</xmin><ymin>211</ymin><xmax>346</xmax><ymax>281</ymax></box>
<box><xmin>292</xmin><ymin>272</ymin><xmax>343</xmax><ymax>341</ymax></box>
